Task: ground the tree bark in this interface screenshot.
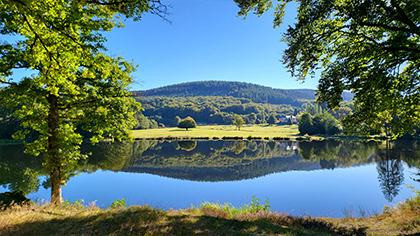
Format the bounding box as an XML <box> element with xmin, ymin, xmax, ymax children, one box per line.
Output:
<box><xmin>48</xmin><ymin>94</ymin><xmax>62</xmax><ymax>205</ymax></box>
<box><xmin>51</xmin><ymin>167</ymin><xmax>62</xmax><ymax>204</ymax></box>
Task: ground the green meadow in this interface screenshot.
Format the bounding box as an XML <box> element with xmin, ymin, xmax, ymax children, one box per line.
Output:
<box><xmin>132</xmin><ymin>124</ymin><xmax>304</xmax><ymax>140</ymax></box>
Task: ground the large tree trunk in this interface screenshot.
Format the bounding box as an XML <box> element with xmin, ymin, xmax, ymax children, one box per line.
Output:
<box><xmin>51</xmin><ymin>167</ymin><xmax>62</xmax><ymax>204</ymax></box>
<box><xmin>48</xmin><ymin>94</ymin><xmax>62</xmax><ymax>205</ymax></box>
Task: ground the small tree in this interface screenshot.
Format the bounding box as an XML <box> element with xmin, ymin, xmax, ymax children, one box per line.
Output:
<box><xmin>298</xmin><ymin>113</ymin><xmax>314</xmax><ymax>135</ymax></box>
<box><xmin>178</xmin><ymin>117</ymin><xmax>197</xmax><ymax>131</ymax></box>
<box><xmin>287</xmin><ymin>117</ymin><xmax>292</xmax><ymax>126</ymax></box>
<box><xmin>232</xmin><ymin>114</ymin><xmax>245</xmax><ymax>130</ymax></box>
<box><xmin>259</xmin><ymin>111</ymin><xmax>266</xmax><ymax>124</ymax></box>
<box><xmin>267</xmin><ymin>115</ymin><xmax>276</xmax><ymax>126</ymax></box>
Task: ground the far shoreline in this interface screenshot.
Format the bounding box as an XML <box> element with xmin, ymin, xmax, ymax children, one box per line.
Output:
<box><xmin>131</xmin><ymin>124</ymin><xmax>393</xmax><ymax>142</ymax></box>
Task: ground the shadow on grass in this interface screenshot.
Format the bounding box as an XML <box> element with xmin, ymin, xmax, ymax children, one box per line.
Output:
<box><xmin>169</xmin><ymin>129</ymin><xmax>191</xmax><ymax>132</ymax></box>
<box><xmin>1</xmin><ymin>205</ymin><xmax>368</xmax><ymax>236</ymax></box>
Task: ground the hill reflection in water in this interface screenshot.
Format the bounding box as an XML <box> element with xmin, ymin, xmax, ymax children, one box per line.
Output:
<box><xmin>1</xmin><ymin>139</ymin><xmax>420</xmax><ymax>216</ymax></box>
<box><xmin>121</xmin><ymin>140</ymin><xmax>377</xmax><ymax>181</ymax></box>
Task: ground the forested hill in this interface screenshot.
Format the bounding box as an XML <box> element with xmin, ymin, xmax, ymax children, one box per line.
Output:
<box><xmin>132</xmin><ymin>81</ymin><xmax>315</xmax><ymax>105</ymax></box>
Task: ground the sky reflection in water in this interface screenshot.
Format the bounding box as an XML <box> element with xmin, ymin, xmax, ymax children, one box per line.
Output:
<box><xmin>2</xmin><ymin>140</ymin><xmax>420</xmax><ymax>218</ymax></box>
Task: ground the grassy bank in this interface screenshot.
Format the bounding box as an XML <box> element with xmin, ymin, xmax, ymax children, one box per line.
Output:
<box><xmin>1</xmin><ymin>193</ymin><xmax>420</xmax><ymax>236</ymax></box>
<box><xmin>131</xmin><ymin>124</ymin><xmax>312</xmax><ymax>141</ymax></box>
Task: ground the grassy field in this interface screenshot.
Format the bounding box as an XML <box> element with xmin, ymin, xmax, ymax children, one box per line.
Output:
<box><xmin>132</xmin><ymin>124</ymin><xmax>310</xmax><ymax>140</ymax></box>
<box><xmin>1</xmin><ymin>193</ymin><xmax>420</xmax><ymax>236</ymax></box>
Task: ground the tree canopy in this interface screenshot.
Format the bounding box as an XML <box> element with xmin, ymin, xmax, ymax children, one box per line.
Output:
<box><xmin>178</xmin><ymin>116</ymin><xmax>197</xmax><ymax>130</ymax></box>
<box><xmin>298</xmin><ymin>113</ymin><xmax>313</xmax><ymax>135</ymax></box>
<box><xmin>233</xmin><ymin>114</ymin><xmax>245</xmax><ymax>130</ymax></box>
<box><xmin>235</xmin><ymin>0</ymin><xmax>420</xmax><ymax>136</ymax></box>
<box><xmin>267</xmin><ymin>114</ymin><xmax>276</xmax><ymax>125</ymax></box>
<box><xmin>0</xmin><ymin>0</ymin><xmax>167</xmax><ymax>204</ymax></box>
<box><xmin>137</xmin><ymin>96</ymin><xmax>295</xmax><ymax>126</ymax></box>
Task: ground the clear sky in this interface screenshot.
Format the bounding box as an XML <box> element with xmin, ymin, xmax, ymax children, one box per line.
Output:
<box><xmin>103</xmin><ymin>0</ymin><xmax>319</xmax><ymax>91</ymax></box>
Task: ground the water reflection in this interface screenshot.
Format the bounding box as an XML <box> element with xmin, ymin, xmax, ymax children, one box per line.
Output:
<box><xmin>1</xmin><ymin>139</ymin><xmax>420</xmax><ymax>204</ymax></box>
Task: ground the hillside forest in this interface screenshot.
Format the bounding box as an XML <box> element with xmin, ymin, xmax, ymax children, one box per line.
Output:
<box><xmin>0</xmin><ymin>81</ymin><xmax>356</xmax><ymax>139</ymax></box>
<box><xmin>131</xmin><ymin>81</ymin><xmax>353</xmax><ymax>135</ymax></box>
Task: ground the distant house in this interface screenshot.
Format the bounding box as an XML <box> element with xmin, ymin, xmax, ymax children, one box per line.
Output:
<box><xmin>279</xmin><ymin>116</ymin><xmax>298</xmax><ymax>124</ymax></box>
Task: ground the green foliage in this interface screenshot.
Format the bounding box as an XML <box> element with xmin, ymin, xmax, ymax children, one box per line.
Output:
<box><xmin>330</xmin><ymin>106</ymin><xmax>353</xmax><ymax>120</ymax></box>
<box><xmin>0</xmin><ymin>0</ymin><xmax>167</xmax><ymax>204</ymax></box>
<box><xmin>286</xmin><ymin>117</ymin><xmax>292</xmax><ymax>126</ymax></box>
<box><xmin>178</xmin><ymin>117</ymin><xmax>197</xmax><ymax>130</ymax></box>
<box><xmin>232</xmin><ymin>114</ymin><xmax>245</xmax><ymax>130</ymax></box>
<box><xmin>247</xmin><ymin>113</ymin><xmax>257</xmax><ymax>124</ymax></box>
<box><xmin>299</xmin><ymin>113</ymin><xmax>341</xmax><ymax>135</ymax></box>
<box><xmin>0</xmin><ymin>105</ymin><xmax>26</xmax><ymax>140</ymax></box>
<box><xmin>134</xmin><ymin>81</ymin><xmax>314</xmax><ymax>106</ymax></box>
<box><xmin>138</xmin><ymin>96</ymin><xmax>295</xmax><ymax>126</ymax></box>
<box><xmin>133</xmin><ymin>113</ymin><xmax>158</xmax><ymax>130</ymax></box>
<box><xmin>302</xmin><ymin>103</ymin><xmax>323</xmax><ymax>116</ymax></box>
<box><xmin>298</xmin><ymin>113</ymin><xmax>313</xmax><ymax>135</ymax></box>
<box><xmin>197</xmin><ymin>195</ymin><xmax>271</xmax><ymax>219</ymax></box>
<box><xmin>259</xmin><ymin>110</ymin><xmax>266</xmax><ymax>123</ymax></box>
<box><xmin>0</xmin><ymin>191</ymin><xmax>30</xmax><ymax>210</ymax></box>
<box><xmin>236</xmin><ymin>0</ymin><xmax>420</xmax><ymax>137</ymax></box>
<box><xmin>249</xmin><ymin>195</ymin><xmax>271</xmax><ymax>213</ymax></box>
<box><xmin>63</xmin><ymin>199</ymin><xmax>84</xmax><ymax>209</ymax></box>
<box><xmin>267</xmin><ymin>114</ymin><xmax>276</xmax><ymax>125</ymax></box>
<box><xmin>171</xmin><ymin>116</ymin><xmax>181</xmax><ymax>127</ymax></box>
<box><xmin>109</xmin><ymin>197</ymin><xmax>128</xmax><ymax>210</ymax></box>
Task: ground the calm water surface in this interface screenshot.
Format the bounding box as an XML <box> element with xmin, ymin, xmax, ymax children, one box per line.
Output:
<box><xmin>1</xmin><ymin>139</ymin><xmax>420</xmax><ymax>218</ymax></box>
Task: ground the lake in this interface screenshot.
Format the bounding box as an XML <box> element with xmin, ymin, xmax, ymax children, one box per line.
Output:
<box><xmin>1</xmin><ymin>139</ymin><xmax>419</xmax><ymax>218</ymax></box>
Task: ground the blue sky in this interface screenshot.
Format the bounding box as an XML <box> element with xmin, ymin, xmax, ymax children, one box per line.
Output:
<box><xmin>104</xmin><ymin>0</ymin><xmax>319</xmax><ymax>91</ymax></box>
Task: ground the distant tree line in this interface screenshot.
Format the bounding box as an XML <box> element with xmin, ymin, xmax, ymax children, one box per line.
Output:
<box><xmin>135</xmin><ymin>96</ymin><xmax>298</xmax><ymax>127</ymax></box>
<box><xmin>133</xmin><ymin>81</ymin><xmax>314</xmax><ymax>106</ymax></box>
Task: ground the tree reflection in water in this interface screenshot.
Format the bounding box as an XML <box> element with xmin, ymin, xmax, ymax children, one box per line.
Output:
<box><xmin>1</xmin><ymin>139</ymin><xmax>420</xmax><ymax>203</ymax></box>
<box><xmin>375</xmin><ymin>141</ymin><xmax>420</xmax><ymax>202</ymax></box>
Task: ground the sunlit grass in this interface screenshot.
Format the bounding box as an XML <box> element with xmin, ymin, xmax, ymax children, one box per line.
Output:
<box><xmin>2</xmin><ymin>192</ymin><xmax>420</xmax><ymax>235</ymax></box>
<box><xmin>191</xmin><ymin>195</ymin><xmax>272</xmax><ymax>219</ymax></box>
<box><xmin>0</xmin><ymin>201</ymin><xmax>332</xmax><ymax>235</ymax></box>
<box><xmin>132</xmin><ymin>124</ymin><xmax>303</xmax><ymax>139</ymax></box>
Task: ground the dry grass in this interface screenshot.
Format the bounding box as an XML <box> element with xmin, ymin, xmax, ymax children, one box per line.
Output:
<box><xmin>0</xmin><ymin>201</ymin><xmax>350</xmax><ymax>236</ymax></box>
<box><xmin>325</xmin><ymin>193</ymin><xmax>420</xmax><ymax>236</ymax></box>
<box><xmin>2</xmin><ymin>195</ymin><xmax>420</xmax><ymax>236</ymax></box>
<box><xmin>388</xmin><ymin>191</ymin><xmax>420</xmax><ymax>231</ymax></box>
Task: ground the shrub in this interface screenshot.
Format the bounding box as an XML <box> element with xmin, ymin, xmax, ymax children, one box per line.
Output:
<box><xmin>109</xmin><ymin>197</ymin><xmax>128</xmax><ymax>210</ymax></box>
